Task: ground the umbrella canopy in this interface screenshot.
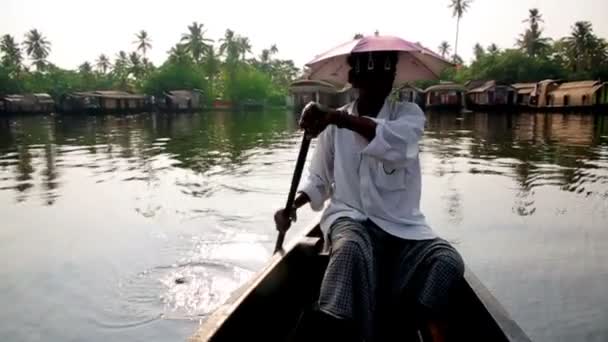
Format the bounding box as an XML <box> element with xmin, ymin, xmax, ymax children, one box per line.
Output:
<box><xmin>305</xmin><ymin>35</ymin><xmax>453</xmax><ymax>87</ymax></box>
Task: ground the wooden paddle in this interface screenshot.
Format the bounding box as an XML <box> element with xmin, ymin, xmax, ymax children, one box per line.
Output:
<box><xmin>274</xmin><ymin>133</ymin><xmax>312</xmax><ymax>253</ymax></box>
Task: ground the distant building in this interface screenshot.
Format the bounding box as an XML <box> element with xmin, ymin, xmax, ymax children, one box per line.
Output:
<box><xmin>396</xmin><ymin>84</ymin><xmax>425</xmax><ymax>107</ymax></box>
<box><xmin>530</xmin><ymin>79</ymin><xmax>561</xmax><ymax>108</ymax></box>
<box><xmin>289</xmin><ymin>79</ymin><xmax>353</xmax><ymax>112</ymax></box>
<box><xmin>466</xmin><ymin>80</ymin><xmax>516</xmax><ymax>110</ymax></box>
<box><xmin>512</xmin><ymin>83</ymin><xmax>537</xmax><ymax>107</ymax></box>
<box><xmin>545</xmin><ymin>81</ymin><xmax>606</xmax><ymax>108</ymax></box>
<box><xmin>0</xmin><ymin>93</ymin><xmax>55</xmax><ymax>114</ymax></box>
<box><xmin>60</xmin><ymin>91</ymin><xmax>147</xmax><ymax>114</ymax></box>
<box><xmin>424</xmin><ymin>83</ymin><xmax>466</xmax><ymax>110</ymax></box>
<box><xmin>161</xmin><ymin>89</ymin><xmax>204</xmax><ymax>111</ymax></box>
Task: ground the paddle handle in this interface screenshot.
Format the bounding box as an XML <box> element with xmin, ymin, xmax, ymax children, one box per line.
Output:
<box><xmin>274</xmin><ymin>133</ymin><xmax>312</xmax><ymax>253</ymax></box>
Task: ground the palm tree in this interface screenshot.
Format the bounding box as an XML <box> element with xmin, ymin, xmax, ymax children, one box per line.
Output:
<box><xmin>523</xmin><ymin>8</ymin><xmax>542</xmax><ymax>27</ymax></box>
<box><xmin>78</xmin><ymin>61</ymin><xmax>93</xmax><ymax>74</ymax></box>
<box><xmin>438</xmin><ymin>41</ymin><xmax>451</xmax><ymax>59</ymax></box>
<box><xmin>1</xmin><ymin>34</ymin><xmax>23</xmax><ymax>71</ymax></box>
<box><xmin>134</xmin><ymin>30</ymin><xmax>152</xmax><ymax>58</ymax></box>
<box><xmin>270</xmin><ymin>44</ymin><xmax>278</xmax><ymax>55</ymax></box>
<box><xmin>487</xmin><ymin>43</ymin><xmax>499</xmax><ymax>55</ymax></box>
<box><xmin>181</xmin><ymin>22</ymin><xmax>213</xmax><ymax>64</ymax></box>
<box><xmin>448</xmin><ymin>0</ymin><xmax>473</xmax><ymax>62</ymax></box>
<box><xmin>564</xmin><ymin>21</ymin><xmax>604</xmax><ymax>72</ymax></box>
<box><xmin>517</xmin><ymin>8</ymin><xmax>550</xmax><ymax>57</ymax></box>
<box><xmin>128</xmin><ymin>52</ymin><xmax>142</xmax><ymax>78</ymax></box>
<box><xmin>113</xmin><ymin>50</ymin><xmax>129</xmax><ymax>80</ymax></box>
<box><xmin>168</xmin><ymin>43</ymin><xmax>191</xmax><ymax>64</ymax></box>
<box><xmin>353</xmin><ymin>33</ymin><xmax>364</xmax><ymax>40</ymax></box>
<box><xmin>219</xmin><ymin>29</ymin><xmax>239</xmax><ymax>63</ymax></box>
<box><xmin>236</xmin><ymin>36</ymin><xmax>251</xmax><ymax>61</ymax></box>
<box><xmin>23</xmin><ymin>29</ymin><xmax>51</xmax><ymax>71</ymax></box>
<box><xmin>95</xmin><ymin>54</ymin><xmax>111</xmax><ymax>74</ymax></box>
<box><xmin>203</xmin><ymin>46</ymin><xmax>221</xmax><ymax>98</ymax></box>
<box><xmin>473</xmin><ymin>43</ymin><xmax>485</xmax><ymax>60</ymax></box>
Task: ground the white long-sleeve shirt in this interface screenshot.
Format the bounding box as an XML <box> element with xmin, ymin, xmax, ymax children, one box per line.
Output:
<box><xmin>298</xmin><ymin>99</ymin><xmax>437</xmax><ymax>241</ymax></box>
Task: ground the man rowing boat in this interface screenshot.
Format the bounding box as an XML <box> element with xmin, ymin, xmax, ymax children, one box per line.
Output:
<box><xmin>274</xmin><ymin>40</ymin><xmax>464</xmax><ymax>342</ymax></box>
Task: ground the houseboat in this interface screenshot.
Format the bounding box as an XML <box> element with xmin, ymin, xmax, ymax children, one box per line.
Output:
<box><xmin>512</xmin><ymin>83</ymin><xmax>537</xmax><ymax>108</ymax></box>
<box><xmin>396</xmin><ymin>84</ymin><xmax>425</xmax><ymax>108</ymax></box>
<box><xmin>289</xmin><ymin>79</ymin><xmax>355</xmax><ymax>112</ymax></box>
<box><xmin>529</xmin><ymin>80</ymin><xmax>606</xmax><ymax>111</ymax></box>
<box><xmin>424</xmin><ymin>83</ymin><xmax>466</xmax><ymax>110</ymax></box>
<box><xmin>466</xmin><ymin>81</ymin><xmax>516</xmax><ymax>111</ymax></box>
<box><xmin>0</xmin><ymin>93</ymin><xmax>55</xmax><ymax>114</ymax></box>
<box><xmin>159</xmin><ymin>89</ymin><xmax>204</xmax><ymax>112</ymax></box>
<box><xmin>60</xmin><ymin>90</ymin><xmax>148</xmax><ymax>114</ymax></box>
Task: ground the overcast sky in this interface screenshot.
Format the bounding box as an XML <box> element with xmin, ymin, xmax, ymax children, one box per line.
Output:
<box><xmin>2</xmin><ymin>0</ymin><xmax>607</xmax><ymax>70</ymax></box>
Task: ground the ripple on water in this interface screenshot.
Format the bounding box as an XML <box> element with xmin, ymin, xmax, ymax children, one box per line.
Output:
<box><xmin>111</xmin><ymin>233</ymin><xmax>267</xmax><ymax>325</ymax></box>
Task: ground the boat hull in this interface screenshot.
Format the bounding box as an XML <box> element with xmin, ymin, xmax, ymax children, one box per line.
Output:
<box><xmin>191</xmin><ymin>223</ymin><xmax>531</xmax><ymax>342</ymax></box>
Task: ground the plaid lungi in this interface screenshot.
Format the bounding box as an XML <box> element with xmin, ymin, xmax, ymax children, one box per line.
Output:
<box><xmin>318</xmin><ymin>217</ymin><xmax>464</xmax><ymax>341</ymax></box>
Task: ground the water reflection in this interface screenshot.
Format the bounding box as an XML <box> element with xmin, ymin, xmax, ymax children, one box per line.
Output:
<box><xmin>424</xmin><ymin>111</ymin><xmax>608</xmax><ymax>219</ymax></box>
<box><xmin>0</xmin><ymin>111</ymin><xmax>606</xmax><ymax>215</ymax></box>
<box><xmin>0</xmin><ymin>111</ymin><xmax>299</xmax><ymax>206</ymax></box>
<box><xmin>1</xmin><ymin>110</ymin><xmax>607</xmax><ymax>342</ymax></box>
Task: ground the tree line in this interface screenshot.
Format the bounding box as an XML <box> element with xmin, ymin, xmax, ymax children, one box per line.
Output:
<box><xmin>432</xmin><ymin>5</ymin><xmax>608</xmax><ymax>87</ymax></box>
<box><xmin>0</xmin><ymin>23</ymin><xmax>300</xmax><ymax>105</ymax></box>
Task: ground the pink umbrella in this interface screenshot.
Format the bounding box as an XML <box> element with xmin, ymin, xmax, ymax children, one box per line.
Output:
<box><xmin>305</xmin><ymin>35</ymin><xmax>454</xmax><ymax>86</ymax></box>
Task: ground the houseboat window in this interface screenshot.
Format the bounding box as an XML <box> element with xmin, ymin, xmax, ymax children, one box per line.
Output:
<box><xmin>582</xmin><ymin>95</ymin><xmax>587</xmax><ymax>105</ymax></box>
<box><xmin>564</xmin><ymin>95</ymin><xmax>569</xmax><ymax>106</ymax></box>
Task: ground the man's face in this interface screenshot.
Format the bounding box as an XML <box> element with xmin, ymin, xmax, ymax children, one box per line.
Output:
<box><xmin>352</xmin><ymin>69</ymin><xmax>395</xmax><ymax>99</ymax></box>
<box><xmin>349</xmin><ymin>53</ymin><xmax>396</xmax><ymax>100</ymax></box>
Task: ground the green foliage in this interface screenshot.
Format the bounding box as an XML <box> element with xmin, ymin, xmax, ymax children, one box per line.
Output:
<box><xmin>436</xmin><ymin>10</ymin><xmax>608</xmax><ymax>86</ymax></box>
<box><xmin>445</xmin><ymin>49</ymin><xmax>566</xmax><ymax>84</ymax></box>
<box><xmin>142</xmin><ymin>59</ymin><xmax>208</xmax><ymax>96</ymax></box>
<box><xmin>223</xmin><ymin>64</ymin><xmax>271</xmax><ymax>101</ymax></box>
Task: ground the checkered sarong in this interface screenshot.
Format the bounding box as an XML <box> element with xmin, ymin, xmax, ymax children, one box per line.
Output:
<box><xmin>318</xmin><ymin>217</ymin><xmax>464</xmax><ymax>341</ymax></box>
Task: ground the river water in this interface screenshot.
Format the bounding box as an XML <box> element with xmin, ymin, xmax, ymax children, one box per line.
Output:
<box><xmin>0</xmin><ymin>110</ymin><xmax>606</xmax><ymax>342</ymax></box>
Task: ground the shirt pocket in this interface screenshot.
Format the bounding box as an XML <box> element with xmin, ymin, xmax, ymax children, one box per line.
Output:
<box><xmin>373</xmin><ymin>161</ymin><xmax>408</xmax><ymax>191</ymax></box>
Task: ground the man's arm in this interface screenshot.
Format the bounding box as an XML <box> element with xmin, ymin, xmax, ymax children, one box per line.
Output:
<box><xmin>329</xmin><ymin>111</ymin><xmax>377</xmax><ymax>142</ymax></box>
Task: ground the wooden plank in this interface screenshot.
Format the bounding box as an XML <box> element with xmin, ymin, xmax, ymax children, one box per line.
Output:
<box><xmin>464</xmin><ymin>269</ymin><xmax>532</xmax><ymax>342</ymax></box>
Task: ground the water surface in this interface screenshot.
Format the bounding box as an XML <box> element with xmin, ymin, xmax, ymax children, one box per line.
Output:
<box><xmin>0</xmin><ymin>110</ymin><xmax>607</xmax><ymax>342</ymax></box>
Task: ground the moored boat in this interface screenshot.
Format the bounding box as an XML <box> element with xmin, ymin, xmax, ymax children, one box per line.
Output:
<box><xmin>190</xmin><ymin>221</ymin><xmax>532</xmax><ymax>342</ymax></box>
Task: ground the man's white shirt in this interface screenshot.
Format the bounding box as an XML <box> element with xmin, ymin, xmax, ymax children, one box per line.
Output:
<box><xmin>299</xmin><ymin>99</ymin><xmax>437</xmax><ymax>241</ymax></box>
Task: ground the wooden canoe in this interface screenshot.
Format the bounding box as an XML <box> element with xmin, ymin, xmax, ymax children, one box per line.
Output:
<box><xmin>190</xmin><ymin>221</ymin><xmax>532</xmax><ymax>342</ymax></box>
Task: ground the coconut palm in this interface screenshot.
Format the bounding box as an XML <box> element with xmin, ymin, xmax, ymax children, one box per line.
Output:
<box><xmin>237</xmin><ymin>36</ymin><xmax>252</xmax><ymax>61</ymax></box>
<box><xmin>128</xmin><ymin>52</ymin><xmax>142</xmax><ymax>78</ymax></box>
<box><xmin>487</xmin><ymin>43</ymin><xmax>499</xmax><ymax>55</ymax></box>
<box><xmin>564</xmin><ymin>21</ymin><xmax>605</xmax><ymax>72</ymax></box>
<box><xmin>517</xmin><ymin>8</ymin><xmax>550</xmax><ymax>57</ymax></box>
<box><xmin>95</xmin><ymin>54</ymin><xmax>111</xmax><ymax>74</ymax></box>
<box><xmin>113</xmin><ymin>50</ymin><xmax>129</xmax><ymax>79</ymax></box>
<box><xmin>181</xmin><ymin>22</ymin><xmax>213</xmax><ymax>64</ymax></box>
<box><xmin>219</xmin><ymin>29</ymin><xmax>240</xmax><ymax>63</ymax></box>
<box><xmin>473</xmin><ymin>43</ymin><xmax>484</xmax><ymax>60</ymax></box>
<box><xmin>168</xmin><ymin>43</ymin><xmax>191</xmax><ymax>64</ymax></box>
<box><xmin>270</xmin><ymin>44</ymin><xmax>278</xmax><ymax>55</ymax></box>
<box><xmin>134</xmin><ymin>30</ymin><xmax>152</xmax><ymax>58</ymax></box>
<box><xmin>1</xmin><ymin>34</ymin><xmax>23</xmax><ymax>70</ymax></box>
<box><xmin>23</xmin><ymin>29</ymin><xmax>51</xmax><ymax>71</ymax></box>
<box><xmin>448</xmin><ymin>0</ymin><xmax>473</xmax><ymax>62</ymax></box>
<box><xmin>203</xmin><ymin>46</ymin><xmax>221</xmax><ymax>98</ymax></box>
<box><xmin>438</xmin><ymin>41</ymin><xmax>451</xmax><ymax>59</ymax></box>
<box><xmin>78</xmin><ymin>61</ymin><xmax>93</xmax><ymax>74</ymax></box>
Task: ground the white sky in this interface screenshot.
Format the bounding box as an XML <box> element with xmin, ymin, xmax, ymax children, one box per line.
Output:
<box><xmin>2</xmin><ymin>0</ymin><xmax>607</xmax><ymax>70</ymax></box>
